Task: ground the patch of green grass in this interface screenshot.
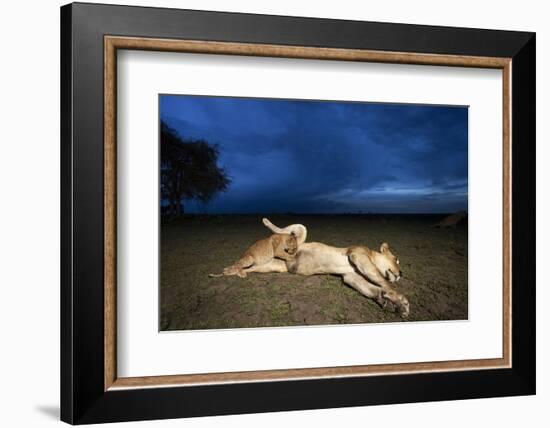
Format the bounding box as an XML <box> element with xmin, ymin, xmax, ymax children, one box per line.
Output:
<box><xmin>269</xmin><ymin>300</ymin><xmax>292</xmax><ymax>325</ymax></box>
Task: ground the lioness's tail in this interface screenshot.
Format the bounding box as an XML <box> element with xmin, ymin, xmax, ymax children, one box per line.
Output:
<box><xmin>262</xmin><ymin>218</ymin><xmax>285</xmax><ymax>233</ymax></box>
<box><xmin>262</xmin><ymin>218</ymin><xmax>308</xmax><ymax>245</ymax></box>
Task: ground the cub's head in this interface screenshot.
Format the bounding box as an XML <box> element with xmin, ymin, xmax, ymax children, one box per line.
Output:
<box><xmin>372</xmin><ymin>242</ymin><xmax>402</xmax><ymax>282</ymax></box>
<box><xmin>272</xmin><ymin>233</ymin><xmax>298</xmax><ymax>258</ymax></box>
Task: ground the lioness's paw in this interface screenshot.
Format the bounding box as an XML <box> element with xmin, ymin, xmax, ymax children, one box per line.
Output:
<box><xmin>375</xmin><ymin>293</ymin><xmax>396</xmax><ymax>313</ymax></box>
<box><xmin>382</xmin><ymin>290</ymin><xmax>410</xmax><ymax>319</ymax></box>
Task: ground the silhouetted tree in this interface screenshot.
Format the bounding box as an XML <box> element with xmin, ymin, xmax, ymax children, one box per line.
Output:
<box><xmin>161</xmin><ymin>121</ymin><xmax>230</xmax><ymax>216</ymax></box>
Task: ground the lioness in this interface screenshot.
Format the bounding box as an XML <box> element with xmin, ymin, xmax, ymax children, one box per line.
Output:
<box><xmin>251</xmin><ymin>218</ymin><xmax>409</xmax><ymax>318</ymax></box>
<box><xmin>209</xmin><ymin>233</ymin><xmax>297</xmax><ymax>278</ymax></box>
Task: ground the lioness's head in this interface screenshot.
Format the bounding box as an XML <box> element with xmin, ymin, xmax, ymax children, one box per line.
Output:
<box><xmin>372</xmin><ymin>242</ymin><xmax>402</xmax><ymax>282</ymax></box>
<box><xmin>272</xmin><ymin>233</ymin><xmax>298</xmax><ymax>257</ymax></box>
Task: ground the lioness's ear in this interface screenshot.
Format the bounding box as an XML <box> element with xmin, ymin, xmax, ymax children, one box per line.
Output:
<box><xmin>380</xmin><ymin>242</ymin><xmax>390</xmax><ymax>253</ymax></box>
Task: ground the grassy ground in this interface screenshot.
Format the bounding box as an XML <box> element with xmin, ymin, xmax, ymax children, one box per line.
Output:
<box><xmin>160</xmin><ymin>214</ymin><xmax>468</xmax><ymax>331</ymax></box>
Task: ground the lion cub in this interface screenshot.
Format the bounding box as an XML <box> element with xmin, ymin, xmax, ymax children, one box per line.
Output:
<box><xmin>209</xmin><ymin>233</ymin><xmax>297</xmax><ymax>278</ymax></box>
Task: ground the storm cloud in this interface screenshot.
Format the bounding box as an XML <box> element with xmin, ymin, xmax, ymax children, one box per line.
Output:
<box><xmin>160</xmin><ymin>95</ymin><xmax>468</xmax><ymax>214</ymax></box>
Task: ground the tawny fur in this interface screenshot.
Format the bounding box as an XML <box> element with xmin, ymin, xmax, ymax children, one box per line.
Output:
<box><xmin>257</xmin><ymin>219</ymin><xmax>409</xmax><ymax>318</ymax></box>
<box><xmin>209</xmin><ymin>233</ymin><xmax>297</xmax><ymax>278</ymax></box>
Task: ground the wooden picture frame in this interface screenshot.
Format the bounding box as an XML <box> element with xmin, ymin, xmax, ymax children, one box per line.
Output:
<box><xmin>61</xmin><ymin>2</ymin><xmax>535</xmax><ymax>424</ymax></box>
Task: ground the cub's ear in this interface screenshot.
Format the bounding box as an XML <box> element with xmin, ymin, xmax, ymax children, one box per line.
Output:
<box><xmin>380</xmin><ymin>242</ymin><xmax>390</xmax><ymax>253</ymax></box>
<box><xmin>271</xmin><ymin>234</ymin><xmax>282</xmax><ymax>247</ymax></box>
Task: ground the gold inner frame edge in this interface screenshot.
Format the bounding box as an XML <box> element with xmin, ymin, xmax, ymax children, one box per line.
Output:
<box><xmin>104</xmin><ymin>36</ymin><xmax>512</xmax><ymax>391</ymax></box>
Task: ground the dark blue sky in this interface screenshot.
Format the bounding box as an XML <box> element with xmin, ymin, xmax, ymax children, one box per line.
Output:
<box><xmin>160</xmin><ymin>95</ymin><xmax>468</xmax><ymax>214</ymax></box>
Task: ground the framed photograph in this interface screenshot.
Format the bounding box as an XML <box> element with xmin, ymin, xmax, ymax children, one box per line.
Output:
<box><xmin>61</xmin><ymin>2</ymin><xmax>535</xmax><ymax>424</ymax></box>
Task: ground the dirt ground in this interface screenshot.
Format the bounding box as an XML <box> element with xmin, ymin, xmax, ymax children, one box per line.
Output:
<box><xmin>160</xmin><ymin>214</ymin><xmax>468</xmax><ymax>331</ymax></box>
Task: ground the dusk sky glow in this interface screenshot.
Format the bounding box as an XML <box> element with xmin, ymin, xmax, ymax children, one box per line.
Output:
<box><xmin>160</xmin><ymin>95</ymin><xmax>468</xmax><ymax>214</ymax></box>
